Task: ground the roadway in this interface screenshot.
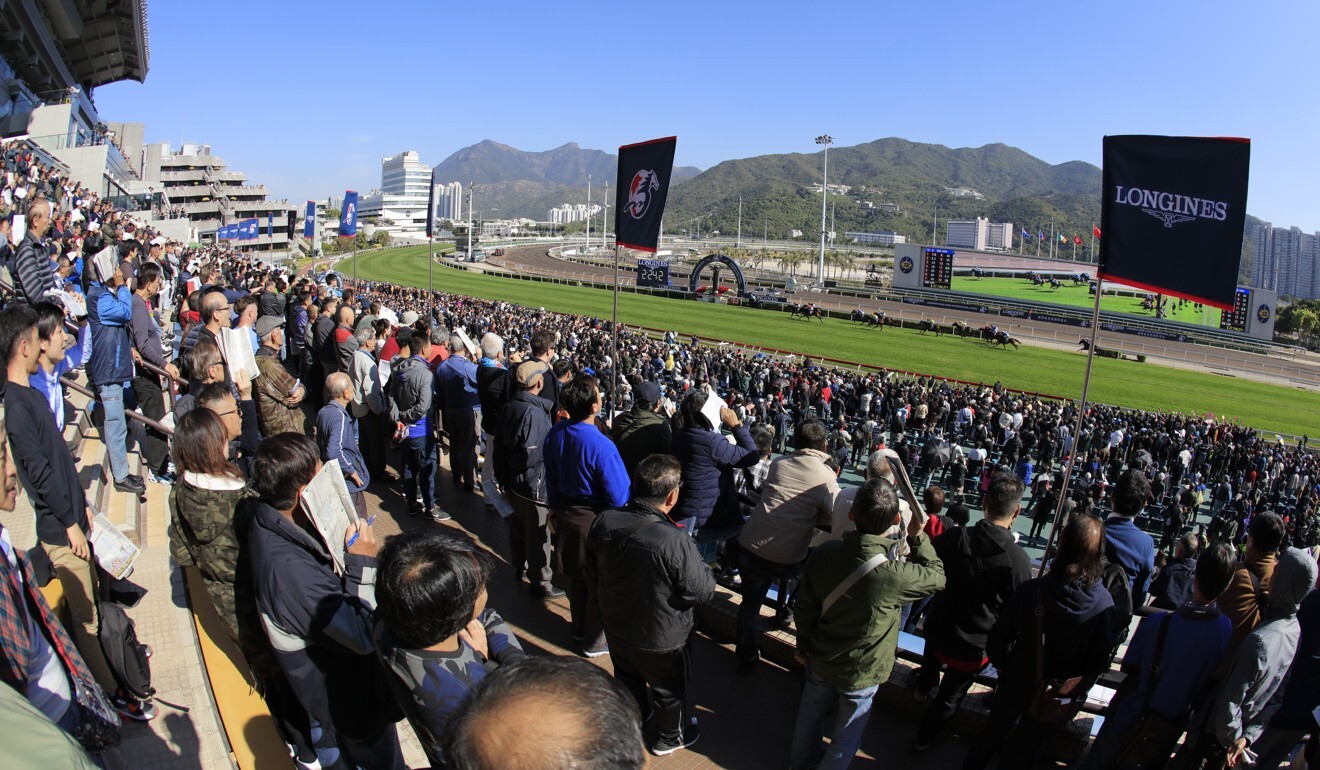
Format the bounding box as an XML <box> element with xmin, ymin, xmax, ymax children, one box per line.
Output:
<box><xmin>488</xmin><ymin>246</ymin><xmax>1320</xmax><ymax>390</ymax></box>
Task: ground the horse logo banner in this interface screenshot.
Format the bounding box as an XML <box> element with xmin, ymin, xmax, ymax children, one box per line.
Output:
<box><xmin>1099</xmin><ymin>135</ymin><xmax>1250</xmax><ymax>310</ymax></box>
<box><xmin>615</xmin><ymin>136</ymin><xmax>676</xmax><ymax>253</ymax></box>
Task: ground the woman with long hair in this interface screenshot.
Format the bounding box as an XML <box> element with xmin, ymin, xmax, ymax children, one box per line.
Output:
<box><xmin>668</xmin><ymin>388</ymin><xmax>760</xmax><ymax>538</ymax></box>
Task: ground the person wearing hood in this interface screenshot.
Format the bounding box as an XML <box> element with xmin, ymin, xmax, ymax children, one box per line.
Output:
<box><xmin>961</xmin><ymin>514</ymin><xmax>1123</xmax><ymax>770</ymax></box>
<box><xmin>911</xmin><ymin>473</ymin><xmax>1032</xmax><ymax>753</ymax></box>
<box><xmin>1204</xmin><ymin>547</ymin><xmax>1318</xmax><ymax>768</ymax></box>
<box><xmin>1249</xmin><ymin>586</ymin><xmax>1320</xmax><ymax>770</ymax></box>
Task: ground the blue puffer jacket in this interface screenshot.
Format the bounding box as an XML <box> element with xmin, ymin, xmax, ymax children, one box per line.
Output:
<box><xmin>86</xmin><ymin>282</ymin><xmax>134</xmax><ymax>387</ymax></box>
<box><xmin>671</xmin><ymin>423</ymin><xmax>760</xmax><ymax>530</ymax></box>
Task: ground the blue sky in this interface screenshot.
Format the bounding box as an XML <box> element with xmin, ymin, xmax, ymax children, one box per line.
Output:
<box><xmin>95</xmin><ymin>0</ymin><xmax>1319</xmax><ymax>230</ymax></box>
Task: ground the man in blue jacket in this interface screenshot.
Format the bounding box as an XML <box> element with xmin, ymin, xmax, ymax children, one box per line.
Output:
<box><xmin>87</xmin><ymin>258</ymin><xmax>145</xmax><ymax>494</ymax></box>
<box><xmin>1105</xmin><ymin>469</ymin><xmax>1155</xmax><ymax>606</ymax></box>
<box><xmin>545</xmin><ymin>374</ymin><xmax>630</xmax><ymax>657</ymax></box>
<box><xmin>317</xmin><ymin>372</ymin><xmax>371</xmax><ymax>519</ymax></box>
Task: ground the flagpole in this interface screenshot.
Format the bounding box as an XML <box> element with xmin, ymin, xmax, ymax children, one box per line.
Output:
<box><xmin>612</xmin><ymin>243</ymin><xmax>620</xmax><ymax>418</ymax></box>
<box><xmin>1091</xmin><ymin>228</ymin><xmax>1097</xmax><ymax>264</ymax></box>
<box><xmin>1038</xmin><ymin>276</ymin><xmax>1105</xmax><ymax>575</ymax></box>
<box><xmin>1049</xmin><ymin>220</ymin><xmax>1055</xmax><ymax>259</ymax></box>
<box><xmin>428</xmin><ymin>235</ymin><xmax>434</xmax><ymax>321</ymax></box>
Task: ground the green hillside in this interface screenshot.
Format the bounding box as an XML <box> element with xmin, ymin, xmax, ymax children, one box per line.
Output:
<box><xmin>665</xmin><ymin>138</ymin><xmax>1103</xmax><ymax>250</ymax></box>
<box><xmin>337</xmin><ymin>247</ymin><xmax>1320</xmax><ymax>436</ymax></box>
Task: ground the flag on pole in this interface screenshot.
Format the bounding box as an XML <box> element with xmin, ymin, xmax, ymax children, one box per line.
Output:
<box><xmin>425</xmin><ymin>180</ymin><xmax>436</xmax><ymax>239</ymax></box>
<box><xmin>1092</xmin><ymin>224</ymin><xmax>1102</xmax><ymax>239</ymax></box>
<box><xmin>1074</xmin><ymin>235</ymin><xmax>1082</xmax><ymax>245</ymax></box>
<box><xmin>267</xmin><ymin>214</ymin><xmax>274</xmax><ymax>238</ymax></box>
<box><xmin>339</xmin><ymin>190</ymin><xmax>359</xmax><ymax>238</ymax></box>
<box><xmin>1100</xmin><ymin>135</ymin><xmax>1250</xmax><ymax>310</ymax></box>
<box><xmin>1037</xmin><ymin>230</ymin><xmax>1044</xmax><ymax>240</ymax></box>
<box><xmin>304</xmin><ymin>201</ymin><xmax>316</xmax><ymax>238</ymax></box>
<box><xmin>614</xmin><ymin>136</ymin><xmax>677</xmax><ymax>253</ymax></box>
<box><xmin>1058</xmin><ymin>233</ymin><xmax>1067</xmax><ymax>244</ymax></box>
<box><xmin>1021</xmin><ymin>228</ymin><xmax>1031</xmax><ymax>241</ymax></box>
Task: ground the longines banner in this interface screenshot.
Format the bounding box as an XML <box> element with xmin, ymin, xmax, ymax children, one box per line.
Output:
<box><xmin>614</xmin><ymin>136</ymin><xmax>676</xmax><ymax>253</ymax></box>
<box><xmin>1099</xmin><ymin>135</ymin><xmax>1250</xmax><ymax>311</ymax></box>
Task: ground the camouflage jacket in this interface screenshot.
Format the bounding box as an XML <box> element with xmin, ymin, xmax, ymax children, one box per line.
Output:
<box><xmin>254</xmin><ymin>346</ymin><xmax>306</xmax><ymax>437</ymax></box>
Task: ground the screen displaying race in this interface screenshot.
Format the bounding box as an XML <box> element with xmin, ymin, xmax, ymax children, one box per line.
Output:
<box><xmin>943</xmin><ymin>253</ymin><xmax>1229</xmax><ymax>330</ymax></box>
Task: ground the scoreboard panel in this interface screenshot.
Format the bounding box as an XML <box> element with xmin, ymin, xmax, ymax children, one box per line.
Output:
<box><xmin>637</xmin><ymin>259</ymin><xmax>670</xmax><ymax>288</ymax></box>
<box><xmin>922</xmin><ymin>248</ymin><xmax>954</xmax><ymax>289</ymax></box>
<box><xmin>1219</xmin><ymin>287</ymin><xmax>1251</xmax><ymax>333</ymax></box>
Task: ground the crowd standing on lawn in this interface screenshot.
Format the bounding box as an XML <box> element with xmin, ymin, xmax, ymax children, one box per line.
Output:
<box><xmin>5</xmin><ymin>137</ymin><xmax>1320</xmax><ymax>767</ymax></box>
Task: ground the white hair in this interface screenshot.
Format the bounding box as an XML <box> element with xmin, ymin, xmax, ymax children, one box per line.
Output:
<box><xmin>480</xmin><ymin>332</ymin><xmax>504</xmax><ymax>359</ymax></box>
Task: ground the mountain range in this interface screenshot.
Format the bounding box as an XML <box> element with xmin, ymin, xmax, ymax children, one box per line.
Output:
<box><xmin>429</xmin><ymin>138</ymin><xmax>1257</xmax><ymax>273</ymax></box>
<box><xmin>430</xmin><ymin>140</ymin><xmax>700</xmax><ymax>220</ymax></box>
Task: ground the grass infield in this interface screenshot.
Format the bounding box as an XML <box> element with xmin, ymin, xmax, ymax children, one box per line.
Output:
<box><xmin>337</xmin><ymin>247</ymin><xmax>1320</xmax><ymax>437</ymax></box>
<box><xmin>949</xmin><ymin>275</ymin><xmax>1220</xmax><ymax>327</ymax></box>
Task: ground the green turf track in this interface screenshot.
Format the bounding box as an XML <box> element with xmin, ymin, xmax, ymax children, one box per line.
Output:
<box><xmin>949</xmin><ymin>275</ymin><xmax>1219</xmax><ymax>327</ymax></box>
<box><xmin>337</xmin><ymin>247</ymin><xmax>1320</xmax><ymax>437</ymax></box>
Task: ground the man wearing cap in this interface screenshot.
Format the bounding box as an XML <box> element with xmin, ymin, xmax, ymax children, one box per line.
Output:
<box><xmin>611</xmin><ymin>379</ymin><xmax>672</xmax><ymax>478</ymax></box>
<box><xmin>496</xmin><ymin>360</ymin><xmax>563</xmax><ymax>599</ymax></box>
<box><xmin>253</xmin><ymin>315</ymin><xmax>306</xmax><ymax>436</ymax></box>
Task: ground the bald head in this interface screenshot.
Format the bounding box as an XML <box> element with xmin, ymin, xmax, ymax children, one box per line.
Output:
<box><xmin>200</xmin><ymin>290</ymin><xmax>229</xmax><ymax>328</ymax></box>
<box><xmin>445</xmin><ymin>657</ymin><xmax>645</xmax><ymax>770</ymax></box>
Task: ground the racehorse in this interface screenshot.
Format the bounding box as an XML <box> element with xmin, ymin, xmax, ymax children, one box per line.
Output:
<box><xmin>1072</xmin><ymin>273</ymin><xmax>1086</xmax><ymax>286</ymax></box>
<box><xmin>917</xmin><ymin>319</ymin><xmax>945</xmax><ymax>336</ymax></box>
<box><xmin>850</xmin><ymin>308</ymin><xmax>869</xmax><ymax>324</ymax></box>
<box><xmin>979</xmin><ymin>325</ymin><xmax>999</xmax><ymax>342</ymax></box>
<box><xmin>971</xmin><ymin>267</ymin><xmax>987</xmax><ymax>279</ymax></box>
<box><xmin>991</xmin><ymin>331</ymin><xmax>1022</xmax><ymax>349</ymax></box>
<box><xmin>1048</xmin><ymin>277</ymin><xmax>1063</xmax><ymax>290</ymax></box>
<box><xmin>1029</xmin><ymin>273</ymin><xmax>1045</xmax><ymax>286</ymax></box>
<box><xmin>864</xmin><ymin>312</ymin><xmax>892</xmax><ymax>329</ymax></box>
<box><xmin>951</xmin><ymin>320</ymin><xmax>971</xmax><ymax>337</ymax></box>
<box><xmin>791</xmin><ymin>303</ymin><xmax>825</xmax><ymax>323</ymax></box>
<box><xmin>1077</xmin><ymin>338</ymin><xmax>1092</xmax><ymax>352</ymax></box>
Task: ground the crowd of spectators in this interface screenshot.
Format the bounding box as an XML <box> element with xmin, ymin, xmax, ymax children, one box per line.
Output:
<box><xmin>4</xmin><ymin>134</ymin><xmax>1320</xmax><ymax>767</ymax></box>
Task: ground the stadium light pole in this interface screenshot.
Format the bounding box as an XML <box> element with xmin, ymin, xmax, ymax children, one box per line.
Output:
<box><xmin>815</xmin><ymin>135</ymin><xmax>832</xmax><ymax>287</ymax></box>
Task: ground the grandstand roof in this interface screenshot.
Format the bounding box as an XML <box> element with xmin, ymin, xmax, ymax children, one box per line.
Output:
<box><xmin>0</xmin><ymin>0</ymin><xmax>150</xmax><ymax>95</ymax></box>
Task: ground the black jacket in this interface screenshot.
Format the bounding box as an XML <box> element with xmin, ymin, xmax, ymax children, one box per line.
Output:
<box><xmin>11</xmin><ymin>232</ymin><xmax>56</xmax><ymax>305</ymax></box>
<box><xmin>476</xmin><ymin>363</ymin><xmax>510</xmax><ymax>435</ymax></box>
<box><xmin>586</xmin><ymin>502</ymin><xmax>716</xmax><ymax>653</ymax></box>
<box><xmin>245</xmin><ymin>498</ymin><xmax>401</xmax><ymax>740</ymax></box>
<box><xmin>925</xmin><ymin>519</ymin><xmax>1033</xmax><ymax>661</ymax></box>
<box><xmin>988</xmin><ymin>573</ymin><xmax>1121</xmax><ymax>686</ymax></box>
<box><xmin>5</xmin><ymin>383</ymin><xmax>87</xmax><ymax>546</ymax></box>
<box><xmin>495</xmin><ymin>389</ymin><xmax>552</xmax><ymax>501</ymax></box>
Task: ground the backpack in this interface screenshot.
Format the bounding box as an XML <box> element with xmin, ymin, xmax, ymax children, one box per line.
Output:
<box><xmin>98</xmin><ymin>601</ymin><xmax>154</xmax><ymax>701</ymax></box>
<box><xmin>1101</xmin><ymin>556</ymin><xmax>1135</xmax><ymax>651</ymax></box>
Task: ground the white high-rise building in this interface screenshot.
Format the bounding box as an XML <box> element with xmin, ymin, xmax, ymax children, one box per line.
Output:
<box><xmin>433</xmin><ymin>181</ymin><xmax>463</xmax><ymax>223</ymax></box>
<box><xmin>381</xmin><ymin>150</ymin><xmax>431</xmax><ymax>197</ymax></box>
<box><xmin>358</xmin><ymin>150</ymin><xmax>434</xmax><ymax>240</ymax></box>
<box><xmin>548</xmin><ymin>203</ymin><xmax>601</xmax><ymax>224</ymax></box>
<box><xmin>946</xmin><ymin>217</ymin><xmax>1014</xmax><ymax>252</ymax></box>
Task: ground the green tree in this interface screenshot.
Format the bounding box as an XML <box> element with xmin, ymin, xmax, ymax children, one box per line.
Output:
<box><xmin>371</xmin><ymin>230</ymin><xmax>392</xmax><ymax>247</ymax></box>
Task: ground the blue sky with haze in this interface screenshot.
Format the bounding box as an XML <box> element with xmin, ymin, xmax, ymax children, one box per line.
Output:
<box><xmin>94</xmin><ymin>0</ymin><xmax>1319</xmax><ymax>230</ymax></box>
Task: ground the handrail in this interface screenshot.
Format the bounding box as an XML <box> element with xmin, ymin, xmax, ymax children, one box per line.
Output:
<box><xmin>60</xmin><ymin>373</ymin><xmax>174</xmax><ymax>437</ymax></box>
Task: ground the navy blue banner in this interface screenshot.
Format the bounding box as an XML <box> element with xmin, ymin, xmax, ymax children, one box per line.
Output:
<box><xmin>339</xmin><ymin>190</ymin><xmax>358</xmax><ymax>238</ymax></box>
<box><xmin>1100</xmin><ymin>135</ymin><xmax>1250</xmax><ymax>311</ymax></box>
<box><xmin>267</xmin><ymin>214</ymin><xmax>274</xmax><ymax>238</ymax></box>
<box><xmin>239</xmin><ymin>218</ymin><xmax>259</xmax><ymax>240</ymax></box>
<box><xmin>304</xmin><ymin>201</ymin><xmax>315</xmax><ymax>238</ymax></box>
<box><xmin>615</xmin><ymin>137</ymin><xmax>676</xmax><ymax>253</ymax></box>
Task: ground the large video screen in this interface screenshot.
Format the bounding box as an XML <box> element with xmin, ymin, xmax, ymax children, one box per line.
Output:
<box><xmin>922</xmin><ymin>248</ymin><xmax>954</xmax><ymax>289</ymax></box>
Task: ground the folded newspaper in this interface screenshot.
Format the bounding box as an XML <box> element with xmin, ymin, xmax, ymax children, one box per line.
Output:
<box><xmin>90</xmin><ymin>511</ymin><xmax>140</xmax><ymax>581</ymax></box>
<box><xmin>300</xmin><ymin>459</ymin><xmax>359</xmax><ymax>574</ymax></box>
<box><xmin>90</xmin><ymin>245</ymin><xmax>119</xmax><ymax>284</ymax></box>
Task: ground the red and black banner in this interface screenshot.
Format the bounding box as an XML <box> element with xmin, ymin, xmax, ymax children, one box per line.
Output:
<box><xmin>615</xmin><ymin>136</ymin><xmax>677</xmax><ymax>253</ymax></box>
<box><xmin>1099</xmin><ymin>135</ymin><xmax>1250</xmax><ymax>311</ymax></box>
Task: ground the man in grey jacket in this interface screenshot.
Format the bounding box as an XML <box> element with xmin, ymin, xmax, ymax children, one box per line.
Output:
<box><xmin>388</xmin><ymin>330</ymin><xmax>441</xmax><ymax>520</ymax></box>
<box><xmin>1209</xmin><ymin>547</ymin><xmax>1318</xmax><ymax>766</ymax></box>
